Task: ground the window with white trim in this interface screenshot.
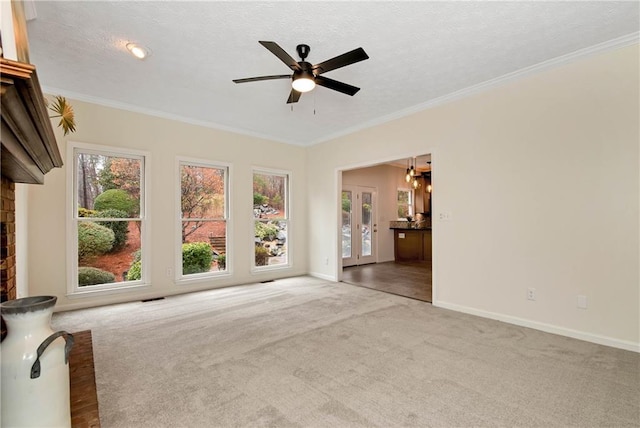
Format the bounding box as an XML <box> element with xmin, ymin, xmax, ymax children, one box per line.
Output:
<box><xmin>253</xmin><ymin>169</ymin><xmax>289</xmax><ymax>269</ymax></box>
<box><xmin>397</xmin><ymin>188</ymin><xmax>412</xmax><ymax>219</ymax></box>
<box><xmin>178</xmin><ymin>159</ymin><xmax>229</xmax><ymax>279</ymax></box>
<box><xmin>69</xmin><ymin>143</ymin><xmax>148</xmax><ymax>294</ymax></box>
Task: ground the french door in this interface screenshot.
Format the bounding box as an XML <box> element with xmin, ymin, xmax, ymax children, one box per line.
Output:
<box><xmin>342</xmin><ymin>185</ymin><xmax>377</xmax><ymax>267</ymax></box>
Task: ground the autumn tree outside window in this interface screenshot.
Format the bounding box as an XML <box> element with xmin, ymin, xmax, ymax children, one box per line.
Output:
<box><xmin>178</xmin><ymin>159</ymin><xmax>229</xmax><ymax>279</ymax></box>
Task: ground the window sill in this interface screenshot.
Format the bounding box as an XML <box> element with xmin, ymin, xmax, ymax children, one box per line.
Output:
<box><xmin>251</xmin><ymin>264</ymin><xmax>292</xmax><ymax>274</ymax></box>
<box><xmin>67</xmin><ymin>282</ymin><xmax>151</xmax><ymax>299</ymax></box>
<box><xmin>176</xmin><ymin>271</ymin><xmax>232</xmax><ymax>286</ymax></box>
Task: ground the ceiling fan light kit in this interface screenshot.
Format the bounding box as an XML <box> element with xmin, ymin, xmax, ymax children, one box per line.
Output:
<box><xmin>292</xmin><ymin>71</ymin><xmax>315</xmax><ymax>93</ymax></box>
<box><xmin>233</xmin><ymin>41</ymin><xmax>369</xmax><ymax>104</ymax></box>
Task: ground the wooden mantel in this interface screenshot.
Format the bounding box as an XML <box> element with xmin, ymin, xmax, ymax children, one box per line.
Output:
<box><xmin>1</xmin><ymin>58</ymin><xmax>63</xmax><ymax>184</ymax></box>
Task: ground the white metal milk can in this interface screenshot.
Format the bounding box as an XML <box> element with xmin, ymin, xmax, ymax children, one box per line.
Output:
<box><xmin>1</xmin><ymin>296</ymin><xmax>74</xmax><ymax>427</ymax></box>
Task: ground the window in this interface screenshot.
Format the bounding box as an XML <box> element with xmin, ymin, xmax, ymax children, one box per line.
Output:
<box><xmin>253</xmin><ymin>169</ymin><xmax>289</xmax><ymax>269</ymax></box>
<box><xmin>178</xmin><ymin>159</ymin><xmax>229</xmax><ymax>279</ymax></box>
<box><xmin>397</xmin><ymin>188</ymin><xmax>412</xmax><ymax>219</ymax></box>
<box><xmin>69</xmin><ymin>143</ymin><xmax>148</xmax><ymax>294</ymax></box>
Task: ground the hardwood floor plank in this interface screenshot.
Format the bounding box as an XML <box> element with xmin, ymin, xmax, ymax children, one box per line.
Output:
<box><xmin>69</xmin><ymin>330</ymin><xmax>100</xmax><ymax>428</ymax></box>
<box><xmin>342</xmin><ymin>261</ymin><xmax>432</xmax><ymax>302</ymax></box>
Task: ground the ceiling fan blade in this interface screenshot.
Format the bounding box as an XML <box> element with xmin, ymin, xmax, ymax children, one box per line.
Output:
<box><xmin>312</xmin><ymin>47</ymin><xmax>369</xmax><ymax>75</ymax></box>
<box><xmin>314</xmin><ymin>75</ymin><xmax>360</xmax><ymax>96</ymax></box>
<box><xmin>259</xmin><ymin>41</ymin><xmax>301</xmax><ymax>71</ymax></box>
<box><xmin>287</xmin><ymin>89</ymin><xmax>301</xmax><ymax>104</ymax></box>
<box><xmin>233</xmin><ymin>74</ymin><xmax>291</xmax><ymax>84</ymax></box>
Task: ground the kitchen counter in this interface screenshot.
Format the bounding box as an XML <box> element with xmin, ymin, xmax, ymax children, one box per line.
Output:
<box><xmin>389</xmin><ymin>220</ymin><xmax>431</xmax><ymax>230</ymax></box>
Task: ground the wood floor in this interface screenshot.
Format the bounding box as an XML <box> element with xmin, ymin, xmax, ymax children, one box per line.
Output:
<box><xmin>69</xmin><ymin>330</ymin><xmax>100</xmax><ymax>428</ymax></box>
<box><xmin>341</xmin><ymin>261</ymin><xmax>432</xmax><ymax>302</ymax></box>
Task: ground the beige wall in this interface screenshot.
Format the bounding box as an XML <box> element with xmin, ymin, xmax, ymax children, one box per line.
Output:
<box><xmin>307</xmin><ymin>45</ymin><xmax>639</xmax><ymax>349</ymax></box>
<box><xmin>26</xmin><ymin>100</ymin><xmax>308</xmax><ymax>311</ymax></box>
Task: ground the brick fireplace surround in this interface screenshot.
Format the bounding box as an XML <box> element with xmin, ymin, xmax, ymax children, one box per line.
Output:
<box><xmin>1</xmin><ymin>176</ymin><xmax>17</xmax><ymax>303</ymax></box>
<box><xmin>1</xmin><ymin>176</ymin><xmax>16</xmax><ymax>339</ymax></box>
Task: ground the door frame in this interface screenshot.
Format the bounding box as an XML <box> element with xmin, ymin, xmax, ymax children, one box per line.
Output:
<box><xmin>335</xmin><ymin>151</ymin><xmax>437</xmax><ymax>303</ymax></box>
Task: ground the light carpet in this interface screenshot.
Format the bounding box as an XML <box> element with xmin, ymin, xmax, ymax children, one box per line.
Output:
<box><xmin>52</xmin><ymin>276</ymin><xmax>640</xmax><ymax>427</ymax></box>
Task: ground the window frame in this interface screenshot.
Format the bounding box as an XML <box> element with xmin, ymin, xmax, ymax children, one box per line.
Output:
<box><xmin>66</xmin><ymin>142</ymin><xmax>151</xmax><ymax>297</ymax></box>
<box><xmin>251</xmin><ymin>167</ymin><xmax>292</xmax><ymax>273</ymax></box>
<box><xmin>397</xmin><ymin>187</ymin><xmax>413</xmax><ymax>219</ymax></box>
<box><xmin>175</xmin><ymin>157</ymin><xmax>231</xmax><ymax>284</ymax></box>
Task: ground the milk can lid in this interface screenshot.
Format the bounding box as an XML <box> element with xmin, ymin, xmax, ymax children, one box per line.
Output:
<box><xmin>1</xmin><ymin>296</ymin><xmax>57</xmax><ymax>314</ymax></box>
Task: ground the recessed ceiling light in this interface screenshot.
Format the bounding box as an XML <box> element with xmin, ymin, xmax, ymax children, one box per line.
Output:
<box><xmin>126</xmin><ymin>43</ymin><xmax>151</xmax><ymax>60</ymax></box>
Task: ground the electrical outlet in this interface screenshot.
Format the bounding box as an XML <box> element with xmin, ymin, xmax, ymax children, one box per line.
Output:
<box><xmin>166</xmin><ymin>267</ymin><xmax>173</xmax><ymax>277</ymax></box>
<box><xmin>527</xmin><ymin>288</ymin><xmax>536</xmax><ymax>301</ymax></box>
<box><xmin>324</xmin><ymin>257</ymin><xmax>329</xmax><ymax>266</ymax></box>
<box><xmin>577</xmin><ymin>295</ymin><xmax>588</xmax><ymax>309</ymax></box>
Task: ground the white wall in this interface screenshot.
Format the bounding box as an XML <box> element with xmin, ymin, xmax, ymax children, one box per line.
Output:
<box><xmin>307</xmin><ymin>45</ymin><xmax>640</xmax><ymax>350</ymax></box>
<box><xmin>25</xmin><ymin>100</ymin><xmax>308</xmax><ymax>311</ymax></box>
<box><xmin>342</xmin><ymin>164</ymin><xmax>410</xmax><ymax>263</ymax></box>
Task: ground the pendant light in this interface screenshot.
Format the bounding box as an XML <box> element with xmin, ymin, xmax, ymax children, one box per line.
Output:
<box><xmin>405</xmin><ymin>158</ymin><xmax>412</xmax><ymax>183</ymax></box>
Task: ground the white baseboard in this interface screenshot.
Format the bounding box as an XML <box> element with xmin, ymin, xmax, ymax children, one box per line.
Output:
<box><xmin>434</xmin><ymin>300</ymin><xmax>640</xmax><ymax>353</ymax></box>
<box><xmin>308</xmin><ymin>271</ymin><xmax>337</xmax><ymax>282</ymax></box>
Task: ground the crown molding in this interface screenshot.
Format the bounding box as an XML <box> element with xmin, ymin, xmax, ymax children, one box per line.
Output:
<box><xmin>308</xmin><ymin>32</ymin><xmax>640</xmax><ymax>146</ymax></box>
<box><xmin>42</xmin><ymin>32</ymin><xmax>639</xmax><ymax>148</ymax></box>
<box><xmin>40</xmin><ymin>86</ymin><xmax>303</xmax><ymax>146</ymax></box>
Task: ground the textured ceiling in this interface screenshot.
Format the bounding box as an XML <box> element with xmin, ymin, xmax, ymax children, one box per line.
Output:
<box><xmin>26</xmin><ymin>1</ymin><xmax>639</xmax><ymax>146</ymax></box>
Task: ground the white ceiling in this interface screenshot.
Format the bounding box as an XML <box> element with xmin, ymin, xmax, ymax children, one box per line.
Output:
<box><xmin>26</xmin><ymin>1</ymin><xmax>639</xmax><ymax>147</ymax></box>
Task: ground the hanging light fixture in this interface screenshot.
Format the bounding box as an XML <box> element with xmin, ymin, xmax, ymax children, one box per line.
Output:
<box><xmin>411</xmin><ymin>157</ymin><xmax>419</xmax><ymax>188</ymax></box>
<box><xmin>405</xmin><ymin>158</ymin><xmax>412</xmax><ymax>182</ymax></box>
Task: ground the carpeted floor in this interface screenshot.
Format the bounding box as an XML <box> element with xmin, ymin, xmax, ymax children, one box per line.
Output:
<box><xmin>53</xmin><ymin>276</ymin><xmax>640</xmax><ymax>427</ymax></box>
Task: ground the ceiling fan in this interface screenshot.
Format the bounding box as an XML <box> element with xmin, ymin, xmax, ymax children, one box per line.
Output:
<box><xmin>233</xmin><ymin>41</ymin><xmax>369</xmax><ymax>104</ymax></box>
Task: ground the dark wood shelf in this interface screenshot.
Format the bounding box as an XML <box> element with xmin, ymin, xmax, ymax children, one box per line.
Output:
<box><xmin>1</xmin><ymin>58</ymin><xmax>63</xmax><ymax>184</ymax></box>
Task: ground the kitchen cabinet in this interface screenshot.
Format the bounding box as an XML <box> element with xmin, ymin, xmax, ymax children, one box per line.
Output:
<box><xmin>392</xmin><ymin>228</ymin><xmax>432</xmax><ymax>262</ymax></box>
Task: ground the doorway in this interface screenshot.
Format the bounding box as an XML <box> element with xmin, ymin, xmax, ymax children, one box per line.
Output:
<box><xmin>339</xmin><ymin>155</ymin><xmax>433</xmax><ymax>303</ymax></box>
<box><xmin>342</xmin><ymin>185</ymin><xmax>377</xmax><ymax>267</ymax></box>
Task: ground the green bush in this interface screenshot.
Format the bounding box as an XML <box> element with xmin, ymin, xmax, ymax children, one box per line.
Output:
<box><xmin>216</xmin><ymin>254</ymin><xmax>226</xmax><ymax>271</ymax></box>
<box><xmin>78</xmin><ymin>267</ymin><xmax>115</xmax><ymax>287</ymax></box>
<box><xmin>78</xmin><ymin>207</ymin><xmax>96</xmax><ymax>217</ymax></box>
<box><xmin>253</xmin><ymin>192</ymin><xmax>268</xmax><ymax>206</ymax></box>
<box><xmin>342</xmin><ymin>196</ymin><xmax>351</xmax><ymax>213</ymax></box>
<box><xmin>78</xmin><ymin>222</ymin><xmax>114</xmax><ymax>261</ymax></box>
<box><xmin>94</xmin><ymin>189</ymin><xmax>137</xmax><ymax>216</ymax></box>
<box><xmin>255</xmin><ymin>222</ymin><xmax>278</xmax><ymax>241</ymax></box>
<box><xmin>255</xmin><ymin>245</ymin><xmax>269</xmax><ymax>266</ymax></box>
<box><xmin>182</xmin><ymin>242</ymin><xmax>212</xmax><ymax>275</ymax></box>
<box><xmin>125</xmin><ymin>250</ymin><xmax>142</xmax><ymax>281</ymax></box>
<box><xmin>126</xmin><ymin>260</ymin><xmax>142</xmax><ymax>281</ymax></box>
<box><xmin>94</xmin><ymin>209</ymin><xmax>129</xmax><ymax>251</ymax></box>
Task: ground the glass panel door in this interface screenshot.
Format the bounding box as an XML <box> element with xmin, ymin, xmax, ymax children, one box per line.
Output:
<box><xmin>342</xmin><ymin>185</ymin><xmax>377</xmax><ymax>267</ymax></box>
<box><xmin>361</xmin><ymin>191</ymin><xmax>372</xmax><ymax>257</ymax></box>
<box><xmin>342</xmin><ymin>190</ymin><xmax>352</xmax><ymax>259</ymax></box>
